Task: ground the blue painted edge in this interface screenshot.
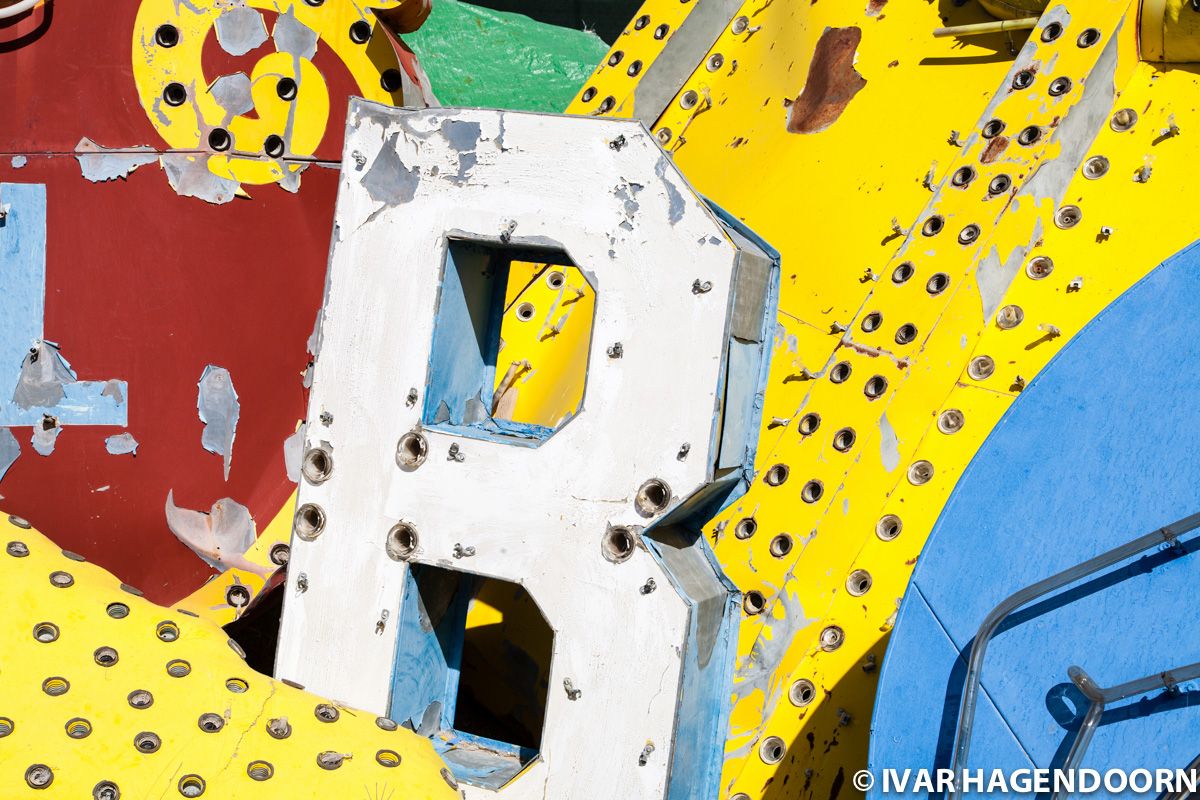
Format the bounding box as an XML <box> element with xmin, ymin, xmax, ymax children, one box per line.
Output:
<box><xmin>0</xmin><ymin>184</ymin><xmax>127</xmax><ymax>428</ymax></box>
<box><xmin>642</xmin><ymin>530</ymin><xmax>742</xmax><ymax>800</ymax></box>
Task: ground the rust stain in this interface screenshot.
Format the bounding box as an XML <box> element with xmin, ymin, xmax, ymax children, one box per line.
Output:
<box><xmin>980</xmin><ymin>134</ymin><xmax>1010</xmax><ymax>164</ymax></box>
<box><xmin>866</xmin><ymin>0</ymin><xmax>888</xmax><ymax>16</ymax></box>
<box><xmin>787</xmin><ymin>27</ymin><xmax>867</xmax><ymax>135</ymax></box>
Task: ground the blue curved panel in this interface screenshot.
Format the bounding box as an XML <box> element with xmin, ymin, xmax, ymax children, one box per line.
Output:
<box><xmin>871</xmin><ymin>242</ymin><xmax>1200</xmax><ymax>795</ymax></box>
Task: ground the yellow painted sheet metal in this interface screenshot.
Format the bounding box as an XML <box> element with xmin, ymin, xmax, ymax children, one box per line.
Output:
<box><xmin>494</xmin><ymin>262</ymin><xmax>595</xmax><ymax>428</ymax></box>
<box><xmin>569</xmin><ymin>0</ymin><xmax>1200</xmax><ymax>796</ymax></box>
<box><xmin>0</xmin><ymin>513</ymin><xmax>459</xmax><ymax>799</ymax></box>
<box><xmin>132</xmin><ymin>0</ymin><xmax>412</xmax><ymax>190</ymax></box>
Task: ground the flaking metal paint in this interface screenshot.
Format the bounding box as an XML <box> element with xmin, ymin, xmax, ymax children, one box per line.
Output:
<box><xmin>277</xmin><ymin>102</ymin><xmax>777</xmax><ymax>799</ymax></box>
<box><xmin>567</xmin><ymin>0</ymin><xmax>1191</xmax><ymax>796</ymax></box>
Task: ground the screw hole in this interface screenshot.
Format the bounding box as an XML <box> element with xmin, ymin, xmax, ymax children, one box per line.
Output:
<box><xmin>154</xmin><ymin>24</ymin><xmax>179</xmax><ymax>47</ymax></box>
<box><xmin>314</xmin><ymin>703</ymin><xmax>339</xmax><ymax>722</ymax></box>
<box><xmin>581</xmin><ymin>86</ymin><xmax>597</xmax><ymax>102</ymax></box>
<box><xmin>907</xmin><ymin>460</ymin><xmax>935</xmax><ymax>485</ymax></box>
<box><xmin>876</xmin><ymin>514</ymin><xmax>902</xmax><ymax>541</ymax></box>
<box><xmin>128</xmin><ymin>689</ymin><xmax>154</xmax><ymax>708</ymax></box>
<box><xmin>958</xmin><ymin>224</ymin><xmax>980</xmax><ymax>245</ymax></box>
<box><xmin>769</xmin><ymin>534</ymin><xmax>793</xmax><ymax>558</ymax></box>
<box><xmin>861</xmin><ymin>311</ymin><xmax>882</xmax><ymax>333</ymax></box>
<box><xmin>247</xmin><ymin>761</ymin><xmax>273</xmax><ymax>781</ymax></box>
<box><xmin>635</xmin><ymin>478</ymin><xmax>671</xmax><ymax>516</ymax></box>
<box><xmin>829</xmin><ymin>361</ymin><xmax>852</xmax><ymax>383</ymax></box>
<box><xmin>376</xmin><ymin>750</ymin><xmax>401</xmax><ymax>767</ymax></box>
<box><xmin>801</xmin><ymin>480</ymin><xmax>824</xmax><ymax>504</ymax></box>
<box><xmin>42</xmin><ymin>677</ymin><xmax>69</xmax><ymax>696</ymax></box>
<box><xmin>25</xmin><ymin>765</ymin><xmax>53</xmax><ymax>789</ymax></box>
<box><xmin>982</xmin><ymin>118</ymin><xmax>1005</xmax><ymax>138</ymax></box>
<box><xmin>66</xmin><ymin>717</ymin><xmax>92</xmax><ymax>739</ymax></box>
<box><xmin>832</xmin><ymin>428</ymin><xmax>856</xmax><ymax>452</ymax></box>
<box><xmin>764</xmin><ymin>464</ymin><xmax>789</xmax><ymax>486</ymax></box>
<box><xmin>386</xmin><ymin>522</ymin><xmax>419</xmax><ymax>561</ymax></box>
<box><xmin>654</xmin><ymin>23</ymin><xmax>670</xmax><ymax>39</ymax></box>
<box><xmin>207</xmin><ymin>128</ymin><xmax>232</xmax><ymax>152</ymax></box>
<box><xmin>926</xmin><ymin>272</ymin><xmax>950</xmax><ymax>295</ymax></box>
<box><xmin>516</xmin><ymin>302</ymin><xmax>536</xmax><ymax>321</ymax></box>
<box><xmin>846</xmin><ymin>569</ymin><xmax>873</xmax><ymax>596</ymax></box>
<box><xmin>921</xmin><ymin>215</ymin><xmax>944</xmax><ymax>237</ymax></box>
<box><xmin>197</xmin><ymin>713</ymin><xmax>224</xmax><ymax>733</ymax></box>
<box><xmin>225</xmin><ymin>584</ymin><xmax>251</xmax><ymax>608</ymax></box>
<box><xmin>743</xmin><ymin>590</ymin><xmax>766</xmax><ymax>615</ymax></box>
<box><xmin>49</xmin><ymin>570</ymin><xmax>74</xmax><ymax>588</ymax></box>
<box><xmin>178</xmin><ymin>775</ymin><xmax>205</xmax><ymax>797</ymax></box>
<box><xmin>951</xmin><ymin>166</ymin><xmax>975</xmax><ymax>187</ymax></box>
<box><xmin>107</xmin><ymin>602</ymin><xmax>129</xmax><ymax>619</ymax></box>
<box><xmin>938</xmin><ymin>409</ymin><xmax>965</xmax><ymax>434</ymax></box>
<box><xmin>226</xmin><ymin>678</ymin><xmax>249</xmax><ymax>694</ymax></box>
<box><xmin>602</xmin><ymin>526</ymin><xmax>636</xmax><ymax>564</ymax></box>
<box><xmin>1077</xmin><ymin>27</ymin><xmax>1101</xmax><ymax>47</ymax></box>
<box><xmin>798</xmin><ymin>412</ymin><xmax>821</xmax><ymax>436</ymax></box>
<box><xmin>349</xmin><ymin>20</ymin><xmax>372</xmax><ymax>43</ymax></box>
<box><xmin>988</xmin><ymin>174</ymin><xmax>1012</xmax><ymax>195</ymax></box>
<box><xmin>301</xmin><ymin>445</ymin><xmax>333</xmax><ymax>485</ymax></box>
<box><xmin>33</xmin><ymin>622</ymin><xmax>59</xmax><ymax>642</ymax></box>
<box><xmin>166</xmin><ymin>659</ymin><xmax>191</xmax><ymax>678</ymax></box>
<box><xmin>1041</xmin><ymin>20</ymin><xmax>1063</xmax><ymax>42</ymax></box>
<box><xmin>895</xmin><ymin>323</ymin><xmax>918</xmax><ymax>345</ymax></box>
<box><xmin>891</xmin><ymin>262</ymin><xmax>915</xmax><ymax>284</ymax></box>
<box><xmin>734</xmin><ymin>518</ymin><xmax>757</xmax><ymax>539</ymax></box>
<box><xmin>1048</xmin><ymin>76</ymin><xmax>1072</xmax><ymax>96</ymax></box>
<box><xmin>634</xmin><ymin>14</ymin><xmax>650</xmax><ymax>29</ymax></box>
<box><xmin>276</xmin><ymin>77</ymin><xmax>297</xmax><ymax>101</ymax></box>
<box><xmin>1026</xmin><ymin>256</ymin><xmax>1054</xmax><ymax>279</ymax></box>
<box><xmin>294</xmin><ymin>503</ymin><xmax>326</xmax><ymax>541</ymax></box>
<box><xmin>163</xmin><ymin>82</ymin><xmax>187</xmax><ymax>107</ymax></box>
<box><xmin>380</xmin><ymin>69</ymin><xmax>403</xmax><ymax>93</ymax></box>
<box><xmin>94</xmin><ymin>646</ymin><xmax>119</xmax><ymax>666</ymax></box>
<box><xmin>820</xmin><ymin>625</ymin><xmax>845</xmax><ymax>651</ymax></box>
<box><xmin>598</xmin><ymin>96</ymin><xmax>615</xmax><ymax>113</ymax></box>
<box><xmin>1012</xmin><ymin>70</ymin><xmax>1034</xmax><ymax>90</ymax></box>
<box><xmin>789</xmin><ymin>679</ymin><xmax>815</xmax><ymax>707</ymax></box>
<box><xmin>269</xmin><ymin>543</ymin><xmax>290</xmax><ymax>566</ymax></box>
<box><xmin>759</xmin><ymin>736</ymin><xmax>786</xmax><ymax>764</ymax></box>
<box><xmin>134</xmin><ymin>731</ymin><xmax>161</xmax><ymax>753</ymax></box>
<box><xmin>396</xmin><ymin>431</ymin><xmax>428</xmax><ymax>470</ymax></box>
<box><xmin>968</xmin><ymin>355</ymin><xmax>995</xmax><ymax>381</ymax></box>
<box><xmin>1017</xmin><ymin>126</ymin><xmax>1042</xmax><ymax>146</ymax></box>
<box><xmin>263</xmin><ymin>134</ymin><xmax>285</xmax><ymax>159</ymax></box>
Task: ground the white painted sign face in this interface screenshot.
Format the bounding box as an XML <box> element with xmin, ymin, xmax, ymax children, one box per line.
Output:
<box><xmin>277</xmin><ymin>101</ymin><xmax>777</xmax><ymax>799</ymax></box>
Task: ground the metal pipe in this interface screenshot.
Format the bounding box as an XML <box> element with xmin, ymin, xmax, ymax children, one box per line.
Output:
<box><xmin>934</xmin><ymin>17</ymin><xmax>1040</xmax><ymax>38</ymax></box>
<box><xmin>1060</xmin><ymin>663</ymin><xmax>1200</xmax><ymax>799</ymax></box>
<box><xmin>0</xmin><ymin>0</ymin><xmax>42</xmax><ymax>20</ymax></box>
<box><xmin>947</xmin><ymin>510</ymin><xmax>1200</xmax><ymax>798</ymax></box>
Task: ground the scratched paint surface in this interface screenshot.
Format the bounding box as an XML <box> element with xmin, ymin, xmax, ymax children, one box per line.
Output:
<box><xmin>0</xmin><ymin>0</ymin><xmax>426</xmax><ymax>603</ymax></box>
<box><xmin>566</xmin><ymin>0</ymin><xmax>1200</xmax><ymax>797</ymax></box>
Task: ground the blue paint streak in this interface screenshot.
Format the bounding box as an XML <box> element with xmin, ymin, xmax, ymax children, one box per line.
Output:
<box><xmin>872</xmin><ymin>240</ymin><xmax>1200</xmax><ymax>789</ymax></box>
<box><xmin>0</xmin><ymin>184</ymin><xmax>127</xmax><ymax>427</ymax></box>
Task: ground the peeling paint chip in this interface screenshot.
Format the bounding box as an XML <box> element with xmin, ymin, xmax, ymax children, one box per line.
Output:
<box><xmin>215</xmin><ymin>6</ymin><xmax>268</xmax><ymax>57</ymax></box>
<box><xmin>165</xmin><ymin>490</ymin><xmax>267</xmax><ymax>575</ymax></box>
<box><xmin>31</xmin><ymin>415</ymin><xmax>60</xmax><ymax>456</ymax></box>
<box><xmin>105</xmin><ymin>432</ymin><xmax>139</xmax><ymax>456</ymax></box>
<box><xmin>13</xmin><ymin>341</ymin><xmax>74</xmax><ymax>410</ymax></box>
<box><xmin>75</xmin><ymin>138</ymin><xmax>158</xmax><ymax>183</ymax></box>
<box><xmin>0</xmin><ymin>428</ymin><xmax>19</xmax><ymax>481</ymax></box>
<box><xmin>198</xmin><ymin>365</ymin><xmax>240</xmax><ymax>480</ymax></box>
<box><xmin>284</xmin><ymin>423</ymin><xmax>306</xmax><ymax>483</ymax></box>
<box><xmin>787</xmin><ymin>27</ymin><xmax>867</xmax><ymax>135</ymax></box>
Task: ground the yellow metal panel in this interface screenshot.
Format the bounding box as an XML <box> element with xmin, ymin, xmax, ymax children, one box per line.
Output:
<box><xmin>0</xmin><ymin>514</ymin><xmax>459</xmax><ymax>799</ymax></box>
<box><xmin>131</xmin><ymin>0</ymin><xmax>412</xmax><ymax>189</ymax></box>
<box><xmin>566</xmin><ymin>0</ymin><xmax>1200</xmax><ymax>796</ymax></box>
<box><xmin>493</xmin><ymin>262</ymin><xmax>595</xmax><ymax>428</ymax></box>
